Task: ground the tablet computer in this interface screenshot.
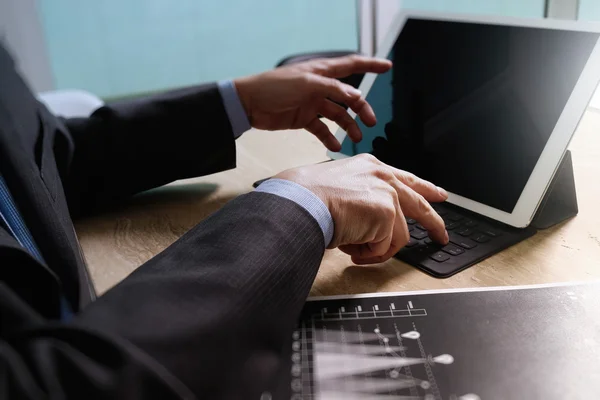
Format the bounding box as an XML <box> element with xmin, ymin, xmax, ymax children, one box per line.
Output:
<box><xmin>328</xmin><ymin>11</ymin><xmax>600</xmax><ymax>228</ymax></box>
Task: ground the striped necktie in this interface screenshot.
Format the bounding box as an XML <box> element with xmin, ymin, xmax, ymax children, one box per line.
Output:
<box><xmin>0</xmin><ymin>174</ymin><xmax>72</xmax><ymax>320</ymax></box>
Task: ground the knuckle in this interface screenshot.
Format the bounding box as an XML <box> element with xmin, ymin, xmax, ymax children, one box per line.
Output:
<box><xmin>318</xmin><ymin>126</ymin><xmax>331</xmax><ymax>138</ymax></box>
<box><xmin>342</xmin><ymin>119</ymin><xmax>354</xmax><ymax>131</ymax></box>
<box><xmin>299</xmin><ymin>73</ymin><xmax>313</xmax><ymax>87</ymax></box>
<box><xmin>396</xmin><ymin>224</ymin><xmax>410</xmax><ymax>248</ymax></box>
<box><xmin>357</xmin><ymin>153</ymin><xmax>377</xmax><ymax>163</ymax></box>
<box><xmin>314</xmin><ymin>128</ymin><xmax>327</xmax><ymax>138</ymax></box>
<box><xmin>388</xmin><ymin>185</ymin><xmax>399</xmax><ymax>203</ymax></box>
<box><xmin>403</xmin><ymin>172</ymin><xmax>418</xmax><ymax>186</ymax></box>
<box><xmin>400</xmin><ymin>226</ymin><xmax>410</xmax><ymax>245</ymax></box>
<box><xmin>313</xmin><ymin>61</ymin><xmax>328</xmax><ymax>72</ymax></box>
<box><xmin>415</xmin><ymin>194</ymin><xmax>432</xmax><ymax>215</ymax></box>
<box><xmin>353</xmin><ymin>97</ymin><xmax>366</xmax><ymax>109</ymax></box>
<box><xmin>330</xmin><ymin>79</ymin><xmax>344</xmax><ymax>92</ymax></box>
<box><xmin>332</xmin><ymin>107</ymin><xmax>347</xmax><ymax>120</ymax></box>
<box><xmin>373</xmin><ymin>166</ymin><xmax>393</xmax><ymax>181</ymax></box>
<box><xmin>382</xmin><ymin>202</ymin><xmax>396</xmax><ymax>221</ymax></box>
<box><xmin>321</xmin><ymin>75</ymin><xmax>336</xmax><ymax>86</ymax></box>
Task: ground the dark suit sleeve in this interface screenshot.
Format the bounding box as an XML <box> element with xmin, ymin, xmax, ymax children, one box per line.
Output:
<box><xmin>1</xmin><ymin>192</ymin><xmax>324</xmax><ymax>399</ymax></box>
<box><xmin>57</xmin><ymin>84</ymin><xmax>236</xmax><ymax>217</ymax></box>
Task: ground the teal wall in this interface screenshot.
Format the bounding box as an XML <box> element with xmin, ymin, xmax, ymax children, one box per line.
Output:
<box><xmin>38</xmin><ymin>1</ymin><xmax>358</xmax><ymax>99</ymax></box>
<box><xmin>579</xmin><ymin>0</ymin><xmax>600</xmax><ymax>21</ymax></box>
<box><xmin>37</xmin><ymin>0</ymin><xmax>549</xmax><ymax>99</ymax></box>
<box><xmin>401</xmin><ymin>0</ymin><xmax>545</xmax><ymax>17</ymax></box>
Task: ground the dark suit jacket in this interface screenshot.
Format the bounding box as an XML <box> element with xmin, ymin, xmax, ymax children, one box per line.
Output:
<box><xmin>0</xmin><ymin>44</ymin><xmax>324</xmax><ymax>399</ymax></box>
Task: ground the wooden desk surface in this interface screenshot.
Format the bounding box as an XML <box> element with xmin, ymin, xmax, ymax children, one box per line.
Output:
<box><xmin>75</xmin><ymin>108</ymin><xmax>600</xmax><ymax>296</ymax></box>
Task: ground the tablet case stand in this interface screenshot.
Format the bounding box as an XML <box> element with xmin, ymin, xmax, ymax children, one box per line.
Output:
<box><xmin>530</xmin><ymin>150</ymin><xmax>578</xmax><ymax>229</ymax></box>
<box><xmin>392</xmin><ymin>151</ymin><xmax>577</xmax><ymax>278</ymax></box>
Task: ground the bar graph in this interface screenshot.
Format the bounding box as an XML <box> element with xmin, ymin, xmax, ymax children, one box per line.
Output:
<box><xmin>289</xmin><ymin>300</ymin><xmax>477</xmax><ymax>400</ymax></box>
<box><xmin>281</xmin><ymin>283</ymin><xmax>600</xmax><ymax>399</ymax></box>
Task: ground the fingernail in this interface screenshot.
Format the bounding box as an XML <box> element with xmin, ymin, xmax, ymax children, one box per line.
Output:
<box><xmin>348</xmin><ymin>88</ymin><xmax>362</xmax><ymax>97</ymax></box>
<box><xmin>437</xmin><ymin>186</ymin><xmax>448</xmax><ymax>197</ymax></box>
<box><xmin>444</xmin><ymin>230</ymin><xmax>449</xmax><ymax>243</ymax></box>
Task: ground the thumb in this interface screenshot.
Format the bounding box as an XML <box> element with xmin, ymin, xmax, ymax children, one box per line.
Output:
<box><xmin>339</xmin><ymin>234</ymin><xmax>392</xmax><ymax>262</ymax></box>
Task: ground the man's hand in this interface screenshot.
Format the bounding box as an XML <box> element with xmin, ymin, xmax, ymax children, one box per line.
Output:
<box><xmin>234</xmin><ymin>55</ymin><xmax>392</xmax><ymax>152</ymax></box>
<box><xmin>275</xmin><ymin>154</ymin><xmax>449</xmax><ymax>265</ymax></box>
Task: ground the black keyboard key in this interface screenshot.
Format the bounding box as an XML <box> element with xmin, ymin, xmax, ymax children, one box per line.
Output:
<box><xmin>410</xmin><ymin>230</ymin><xmax>428</xmax><ymax>240</ymax></box>
<box><xmin>403</xmin><ymin>244</ymin><xmax>440</xmax><ymax>264</ymax></box>
<box><xmin>456</xmin><ymin>227</ymin><xmax>474</xmax><ymax>237</ymax></box>
<box><xmin>405</xmin><ymin>218</ymin><xmax>417</xmax><ymax>225</ymax></box>
<box><xmin>480</xmin><ymin>227</ymin><xmax>501</xmax><ymax>237</ymax></box>
<box><xmin>472</xmin><ymin>233</ymin><xmax>491</xmax><ymax>243</ymax></box>
<box><xmin>449</xmin><ymin>234</ymin><xmax>477</xmax><ymax>249</ymax></box>
<box><xmin>430</xmin><ymin>251</ymin><xmax>450</xmax><ymax>262</ymax></box>
<box><xmin>432</xmin><ymin>205</ymin><xmax>448</xmax><ymax>216</ymax></box>
<box><xmin>442</xmin><ymin>244</ymin><xmax>465</xmax><ymax>256</ymax></box>
<box><xmin>395</xmin><ymin>220</ymin><xmax>537</xmax><ymax>278</ymax></box>
<box><xmin>405</xmin><ymin>238</ymin><xmax>419</xmax><ymax>248</ymax></box>
<box><xmin>408</xmin><ymin>224</ymin><xmax>414</xmax><ymax>232</ymax></box>
<box><xmin>445</xmin><ymin>221</ymin><xmax>461</xmax><ymax>230</ymax></box>
<box><xmin>464</xmin><ymin>220</ymin><xmax>478</xmax><ymax>228</ymax></box>
<box><xmin>415</xmin><ymin>242</ymin><xmax>436</xmax><ymax>251</ymax></box>
<box><xmin>446</xmin><ymin>213</ymin><xmax>464</xmax><ymax>222</ymax></box>
<box><xmin>416</xmin><ymin>223</ymin><xmax>426</xmax><ymax>230</ymax></box>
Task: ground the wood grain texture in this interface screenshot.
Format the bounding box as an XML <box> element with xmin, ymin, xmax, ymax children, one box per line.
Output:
<box><xmin>74</xmin><ymin>109</ymin><xmax>600</xmax><ymax>296</ymax></box>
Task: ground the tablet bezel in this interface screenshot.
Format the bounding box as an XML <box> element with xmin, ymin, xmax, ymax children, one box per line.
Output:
<box><xmin>327</xmin><ymin>11</ymin><xmax>600</xmax><ymax>228</ymax></box>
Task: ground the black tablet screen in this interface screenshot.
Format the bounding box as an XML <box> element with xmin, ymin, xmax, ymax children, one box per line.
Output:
<box><xmin>340</xmin><ymin>19</ymin><xmax>598</xmax><ymax>212</ymax></box>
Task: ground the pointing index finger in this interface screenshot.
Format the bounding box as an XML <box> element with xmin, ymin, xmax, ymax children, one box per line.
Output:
<box><xmin>390</xmin><ymin>179</ymin><xmax>448</xmax><ymax>244</ymax></box>
<box><xmin>316</xmin><ymin>55</ymin><xmax>392</xmax><ymax>78</ymax></box>
<box><xmin>390</xmin><ymin>168</ymin><xmax>448</xmax><ymax>203</ymax></box>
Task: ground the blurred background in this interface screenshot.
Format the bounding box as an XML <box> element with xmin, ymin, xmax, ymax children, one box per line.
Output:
<box><xmin>2</xmin><ymin>0</ymin><xmax>599</xmax><ymax>102</ymax></box>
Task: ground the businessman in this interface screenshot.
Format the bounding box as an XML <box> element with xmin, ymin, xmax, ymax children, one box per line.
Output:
<box><xmin>0</xmin><ymin>43</ymin><xmax>448</xmax><ymax>399</ymax></box>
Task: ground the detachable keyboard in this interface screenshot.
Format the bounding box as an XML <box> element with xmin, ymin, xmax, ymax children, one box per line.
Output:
<box><xmin>396</xmin><ymin>202</ymin><xmax>536</xmax><ymax>277</ymax></box>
